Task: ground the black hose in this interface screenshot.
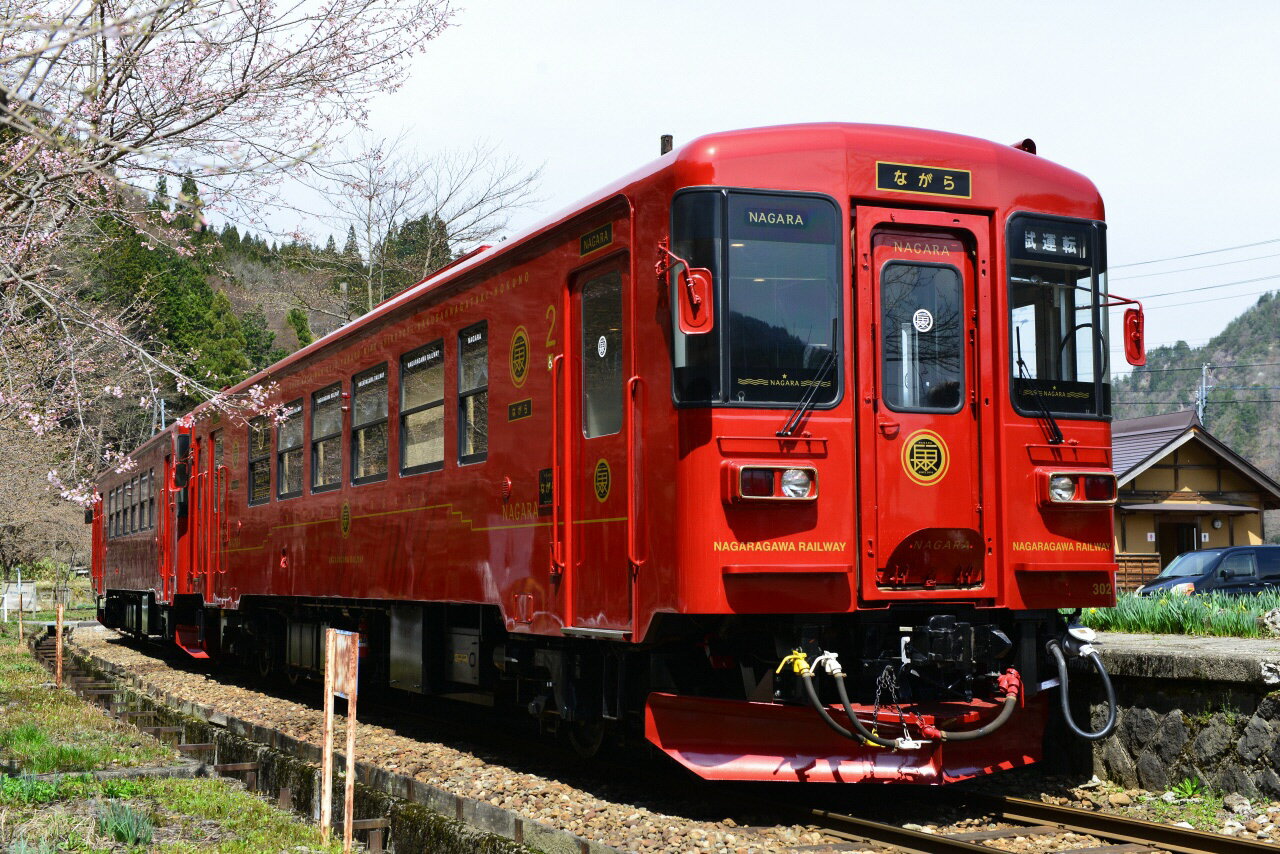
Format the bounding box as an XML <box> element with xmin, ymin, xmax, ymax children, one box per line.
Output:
<box><xmin>1048</xmin><ymin>640</ymin><xmax>1117</xmax><ymax>740</ymax></box>
<box><xmin>799</xmin><ymin>673</ymin><xmax>858</xmax><ymax>740</ymax></box>
<box><xmin>929</xmin><ymin>693</ymin><xmax>1018</xmax><ymax>741</ymax></box>
<box><xmin>832</xmin><ymin>672</ymin><xmax>902</xmax><ymax>748</ymax></box>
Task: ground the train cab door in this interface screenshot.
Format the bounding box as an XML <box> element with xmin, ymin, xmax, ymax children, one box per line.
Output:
<box><xmin>561</xmin><ymin>258</ymin><xmax>633</xmax><ymax>635</ymax></box>
<box><xmin>856</xmin><ymin>207</ymin><xmax>993</xmax><ymax>599</ymax></box>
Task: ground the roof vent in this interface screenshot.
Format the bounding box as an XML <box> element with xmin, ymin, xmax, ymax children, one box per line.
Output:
<box><xmin>660</xmin><ymin>134</ymin><xmax>673</xmax><ymax>155</ymax></box>
<box><xmin>1011</xmin><ymin>138</ymin><xmax>1037</xmax><ymax>155</ymax></box>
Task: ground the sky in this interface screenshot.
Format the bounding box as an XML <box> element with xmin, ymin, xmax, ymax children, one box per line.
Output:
<box><xmin>333</xmin><ymin>0</ymin><xmax>1280</xmax><ymax>382</ymax></box>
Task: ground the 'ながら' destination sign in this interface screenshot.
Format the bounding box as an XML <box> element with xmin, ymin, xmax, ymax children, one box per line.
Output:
<box><xmin>876</xmin><ymin>162</ymin><xmax>972</xmax><ymax>199</ymax></box>
<box><xmin>580</xmin><ymin>223</ymin><xmax>613</xmax><ymax>256</ymax></box>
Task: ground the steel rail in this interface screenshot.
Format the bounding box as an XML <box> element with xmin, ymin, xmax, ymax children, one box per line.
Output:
<box><xmin>955</xmin><ymin>792</ymin><xmax>1275</xmax><ymax>854</ymax></box>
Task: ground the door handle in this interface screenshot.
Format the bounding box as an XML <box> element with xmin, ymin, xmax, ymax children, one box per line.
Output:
<box><xmin>878</xmin><ymin>417</ymin><xmax>900</xmax><ymax>438</ymax></box>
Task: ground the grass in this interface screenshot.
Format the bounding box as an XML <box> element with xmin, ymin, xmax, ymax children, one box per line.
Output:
<box><xmin>0</xmin><ymin>624</ymin><xmax>174</xmax><ymax>773</ymax></box>
<box><xmin>1079</xmin><ymin>590</ymin><xmax>1280</xmax><ymax>637</ymax></box>
<box><xmin>2</xmin><ymin>777</ymin><xmax>345</xmax><ymax>853</ymax></box>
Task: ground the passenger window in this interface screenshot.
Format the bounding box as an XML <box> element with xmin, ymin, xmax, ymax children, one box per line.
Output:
<box><xmin>213</xmin><ymin>430</ymin><xmax>224</xmax><ymax>471</ymax></box>
<box><xmin>311</xmin><ymin>385</ymin><xmax>342</xmax><ymax>492</ymax></box>
<box><xmin>401</xmin><ymin>342</ymin><xmax>445</xmax><ymax>474</ymax></box>
<box><xmin>1222</xmin><ymin>551</ymin><xmax>1257</xmax><ymax>578</ymax></box>
<box><xmin>458</xmin><ymin>323</ymin><xmax>488</xmax><ymax>464</ymax></box>
<box><xmin>581</xmin><ymin>271</ymin><xmax>624</xmax><ymax>438</ymax></box>
<box><xmin>248</xmin><ymin>416</ymin><xmax>272</xmax><ymax>505</ymax></box>
<box><xmin>1260</xmin><ymin>550</ymin><xmax>1280</xmax><ymax>579</ymax></box>
<box><xmin>881</xmin><ymin>262</ymin><xmax>964</xmax><ymax>412</ymax></box>
<box><xmin>352</xmin><ymin>365</ymin><xmax>389</xmax><ymax>484</ymax></box>
<box><xmin>129</xmin><ymin>476</ymin><xmax>138</xmax><ymax>532</ymax></box>
<box><xmin>108</xmin><ymin>488</ymin><xmax>116</xmax><ymax>538</ymax></box>
<box><xmin>140</xmin><ymin>471</ymin><xmax>150</xmax><ymax>530</ymax></box>
<box><xmin>277</xmin><ymin>400</ymin><xmax>304</xmax><ymax>499</ymax></box>
<box><xmin>147</xmin><ymin>469</ymin><xmax>155</xmax><ymax>529</ymax></box>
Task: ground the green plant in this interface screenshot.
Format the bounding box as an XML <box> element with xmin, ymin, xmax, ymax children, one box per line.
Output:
<box><xmin>0</xmin><ymin>774</ymin><xmax>60</xmax><ymax>805</ymax></box>
<box><xmin>1080</xmin><ymin>590</ymin><xmax>1280</xmax><ymax>638</ymax></box>
<box><xmin>8</xmin><ymin>838</ymin><xmax>58</xmax><ymax>854</ymax></box>
<box><xmin>96</xmin><ymin>798</ymin><xmax>155</xmax><ymax>845</ymax></box>
<box><xmin>1171</xmin><ymin>776</ymin><xmax>1207</xmax><ymax>799</ymax></box>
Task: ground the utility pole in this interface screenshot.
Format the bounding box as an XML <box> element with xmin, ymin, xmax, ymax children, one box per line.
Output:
<box><xmin>1195</xmin><ymin>363</ymin><xmax>1213</xmax><ymax>425</ymax></box>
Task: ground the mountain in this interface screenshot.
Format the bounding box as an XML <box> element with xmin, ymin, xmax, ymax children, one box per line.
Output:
<box><xmin>1112</xmin><ymin>291</ymin><xmax>1280</xmax><ymax>537</ymax></box>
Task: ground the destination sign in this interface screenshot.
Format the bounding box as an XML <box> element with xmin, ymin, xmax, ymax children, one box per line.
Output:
<box><xmin>876</xmin><ymin>161</ymin><xmax>972</xmax><ymax>199</ymax></box>
<box><xmin>580</xmin><ymin>223</ymin><xmax>613</xmax><ymax>256</ymax></box>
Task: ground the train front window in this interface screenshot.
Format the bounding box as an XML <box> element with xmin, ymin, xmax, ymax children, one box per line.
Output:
<box><xmin>670</xmin><ymin>190</ymin><xmax>841</xmax><ymax>406</ymax></box>
<box><xmin>1008</xmin><ymin>215</ymin><xmax>1109</xmax><ymax>418</ymax></box>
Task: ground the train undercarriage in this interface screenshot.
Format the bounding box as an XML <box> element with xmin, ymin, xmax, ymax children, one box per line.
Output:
<box><xmin>99</xmin><ymin>590</ymin><xmax>1109</xmax><ymax>782</ymax></box>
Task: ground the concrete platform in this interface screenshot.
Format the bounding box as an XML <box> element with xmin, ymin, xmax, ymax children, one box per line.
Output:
<box><xmin>1094</xmin><ymin>632</ymin><xmax>1280</xmax><ymax>687</ymax></box>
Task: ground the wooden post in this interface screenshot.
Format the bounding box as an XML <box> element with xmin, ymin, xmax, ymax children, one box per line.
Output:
<box><xmin>55</xmin><ymin>603</ymin><xmax>64</xmax><ymax>688</ymax></box>
<box><xmin>321</xmin><ymin>628</ymin><xmax>336</xmax><ymax>843</ymax></box>
<box><xmin>343</xmin><ymin>633</ymin><xmax>358</xmax><ymax>854</ymax></box>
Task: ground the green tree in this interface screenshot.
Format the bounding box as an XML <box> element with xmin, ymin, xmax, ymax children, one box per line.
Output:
<box><xmin>285</xmin><ymin>307</ymin><xmax>314</xmax><ymax>347</ymax></box>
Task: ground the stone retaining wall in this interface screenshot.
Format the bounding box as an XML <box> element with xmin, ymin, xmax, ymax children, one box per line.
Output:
<box><xmin>1069</xmin><ymin>636</ymin><xmax>1280</xmax><ymax>798</ymax></box>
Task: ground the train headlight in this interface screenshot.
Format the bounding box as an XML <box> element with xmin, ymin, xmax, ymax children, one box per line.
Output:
<box><xmin>1048</xmin><ymin>475</ymin><xmax>1076</xmax><ymax>502</ymax></box>
<box><xmin>780</xmin><ymin>468</ymin><xmax>813</xmax><ymax>499</ymax></box>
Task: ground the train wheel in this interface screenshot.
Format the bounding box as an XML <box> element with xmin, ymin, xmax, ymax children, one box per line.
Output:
<box><xmin>567</xmin><ymin>719</ymin><xmax>605</xmax><ymax>759</ymax></box>
<box><xmin>254</xmin><ymin>640</ymin><xmax>274</xmax><ymax>681</ymax></box>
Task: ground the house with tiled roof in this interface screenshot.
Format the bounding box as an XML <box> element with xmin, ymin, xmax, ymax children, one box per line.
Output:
<box><xmin>1112</xmin><ymin>410</ymin><xmax>1280</xmax><ymax>590</ymax></box>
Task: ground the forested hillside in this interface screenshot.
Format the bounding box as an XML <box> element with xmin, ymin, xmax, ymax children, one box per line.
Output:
<box><xmin>1113</xmin><ymin>291</ymin><xmax>1280</xmax><ymax>484</ymax></box>
<box><xmin>81</xmin><ymin>177</ymin><xmax>454</xmax><ymax>439</ymax></box>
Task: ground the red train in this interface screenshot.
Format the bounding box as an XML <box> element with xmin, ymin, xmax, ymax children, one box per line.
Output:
<box><xmin>92</xmin><ymin>123</ymin><xmax>1144</xmax><ymax>784</ymax></box>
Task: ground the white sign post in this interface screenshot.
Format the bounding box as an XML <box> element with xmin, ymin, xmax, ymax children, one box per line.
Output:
<box><xmin>321</xmin><ymin>628</ymin><xmax>359</xmax><ymax>853</ymax></box>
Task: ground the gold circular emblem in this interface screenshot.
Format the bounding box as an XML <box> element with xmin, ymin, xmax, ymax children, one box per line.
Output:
<box><xmin>901</xmin><ymin>430</ymin><xmax>950</xmax><ymax>486</ymax></box>
<box><xmin>593</xmin><ymin>459</ymin><xmax>611</xmax><ymax>503</ymax></box>
<box><xmin>340</xmin><ymin>502</ymin><xmax>351</xmax><ymax>538</ymax></box>
<box><xmin>510</xmin><ymin>326</ymin><xmax>530</xmax><ymax>388</ymax></box>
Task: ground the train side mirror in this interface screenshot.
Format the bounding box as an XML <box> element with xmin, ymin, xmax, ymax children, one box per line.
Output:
<box><xmin>1123</xmin><ymin>307</ymin><xmax>1146</xmax><ymax>367</ymax></box>
<box><xmin>675</xmin><ymin>263</ymin><xmax>715</xmax><ymax>335</ymax></box>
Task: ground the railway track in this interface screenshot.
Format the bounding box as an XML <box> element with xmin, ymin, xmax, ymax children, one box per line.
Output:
<box><xmin>39</xmin><ymin>626</ymin><xmax>1277</xmax><ymax>854</ymax></box>
<box><xmin>793</xmin><ymin>790</ymin><xmax>1274</xmax><ymax>854</ymax></box>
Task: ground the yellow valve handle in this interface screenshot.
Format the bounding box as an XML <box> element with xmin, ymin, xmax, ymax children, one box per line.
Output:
<box><xmin>776</xmin><ymin>649</ymin><xmax>811</xmax><ymax>676</ymax></box>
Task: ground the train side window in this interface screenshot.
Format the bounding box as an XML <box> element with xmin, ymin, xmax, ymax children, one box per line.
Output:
<box><xmin>147</xmin><ymin>469</ymin><xmax>155</xmax><ymax>529</ymax></box>
<box><xmin>140</xmin><ymin>470</ymin><xmax>150</xmax><ymax>530</ymax></box>
<box><xmin>108</xmin><ymin>488</ymin><xmax>115</xmax><ymax>538</ymax></box>
<box><xmin>352</xmin><ymin>365</ymin><xmax>389</xmax><ymax>484</ymax></box>
<box><xmin>248</xmin><ymin>415</ymin><xmax>272</xmax><ymax>505</ymax></box>
<box><xmin>400</xmin><ymin>341</ymin><xmax>445</xmax><ymax>475</ymax></box>
<box><xmin>114</xmin><ymin>487</ymin><xmax>121</xmax><ymax>538</ymax></box>
<box><xmin>213</xmin><ymin>430</ymin><xmax>224</xmax><ymax>471</ymax></box>
<box><xmin>311</xmin><ymin>384</ymin><xmax>342</xmax><ymax>492</ymax></box>
<box><xmin>277</xmin><ymin>400</ymin><xmax>304</xmax><ymax>499</ymax></box>
<box><xmin>129</xmin><ymin>476</ymin><xmax>138</xmax><ymax>533</ymax></box>
<box><xmin>581</xmin><ymin>271</ymin><xmax>624</xmax><ymax>438</ymax></box>
<box><xmin>458</xmin><ymin>322</ymin><xmax>488</xmax><ymax>464</ymax></box>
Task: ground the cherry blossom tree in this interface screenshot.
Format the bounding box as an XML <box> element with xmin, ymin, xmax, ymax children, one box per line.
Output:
<box><xmin>0</xmin><ymin>0</ymin><xmax>454</xmax><ymax>498</ymax></box>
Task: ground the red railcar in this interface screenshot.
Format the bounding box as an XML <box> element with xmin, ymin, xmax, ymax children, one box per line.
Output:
<box><xmin>93</xmin><ymin>124</ymin><xmax>1141</xmax><ymax>783</ymax></box>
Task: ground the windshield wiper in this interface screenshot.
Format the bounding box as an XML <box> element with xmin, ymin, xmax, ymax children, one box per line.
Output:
<box><xmin>778</xmin><ymin>320</ymin><xmax>837</xmax><ymax>437</ymax></box>
<box><xmin>1015</xmin><ymin>327</ymin><xmax>1064</xmax><ymax>445</ymax></box>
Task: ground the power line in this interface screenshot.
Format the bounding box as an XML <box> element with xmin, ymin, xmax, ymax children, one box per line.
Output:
<box><xmin>1112</xmin><ymin>238</ymin><xmax>1280</xmax><ymax>269</ymax></box>
<box><xmin>1114</xmin><ymin>361</ymin><xmax>1280</xmax><ymax>374</ymax></box>
<box><xmin>1131</xmin><ymin>272</ymin><xmax>1280</xmax><ymax>300</ymax></box>
<box><xmin>1111</xmin><ymin>251</ymin><xmax>1280</xmax><ymax>281</ymax></box>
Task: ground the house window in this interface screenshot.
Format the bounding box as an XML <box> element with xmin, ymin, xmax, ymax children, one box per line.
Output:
<box><xmin>248</xmin><ymin>416</ymin><xmax>271</xmax><ymax>505</ymax></box>
<box><xmin>311</xmin><ymin>385</ymin><xmax>342</xmax><ymax>492</ymax></box>
<box><xmin>277</xmin><ymin>400</ymin><xmax>304</xmax><ymax>499</ymax></box>
<box><xmin>401</xmin><ymin>341</ymin><xmax>445</xmax><ymax>474</ymax></box>
<box><xmin>458</xmin><ymin>323</ymin><xmax>487</xmax><ymax>464</ymax></box>
<box><xmin>352</xmin><ymin>365</ymin><xmax>388</xmax><ymax>484</ymax></box>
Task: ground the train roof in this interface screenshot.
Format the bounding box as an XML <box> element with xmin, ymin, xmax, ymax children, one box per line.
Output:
<box><xmin>207</xmin><ymin>122</ymin><xmax>1103</xmax><ymax>406</ymax></box>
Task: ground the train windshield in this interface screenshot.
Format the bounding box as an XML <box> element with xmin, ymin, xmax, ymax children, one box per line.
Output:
<box><xmin>1008</xmin><ymin>215</ymin><xmax>1109</xmax><ymax>418</ymax></box>
<box><xmin>671</xmin><ymin>190</ymin><xmax>841</xmax><ymax>406</ymax></box>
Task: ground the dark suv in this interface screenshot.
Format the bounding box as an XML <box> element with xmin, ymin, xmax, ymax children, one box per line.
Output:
<box><xmin>1136</xmin><ymin>545</ymin><xmax>1280</xmax><ymax>596</ymax></box>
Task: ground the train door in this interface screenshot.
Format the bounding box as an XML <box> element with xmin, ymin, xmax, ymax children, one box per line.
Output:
<box><xmin>563</xmin><ymin>259</ymin><xmax>632</xmax><ymax>633</ymax></box>
<box><xmin>856</xmin><ymin>207</ymin><xmax>992</xmax><ymax>598</ymax></box>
